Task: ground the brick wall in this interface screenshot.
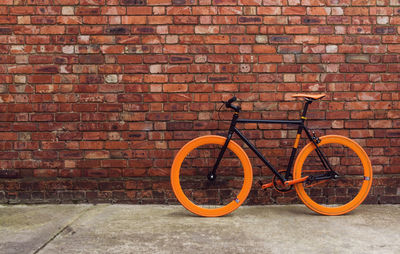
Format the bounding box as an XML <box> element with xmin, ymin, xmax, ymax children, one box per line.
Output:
<box><xmin>0</xmin><ymin>0</ymin><xmax>399</xmax><ymax>204</ymax></box>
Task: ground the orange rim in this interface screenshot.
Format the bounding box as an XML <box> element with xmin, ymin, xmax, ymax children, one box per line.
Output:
<box><xmin>293</xmin><ymin>135</ymin><xmax>372</xmax><ymax>216</ymax></box>
<box><xmin>170</xmin><ymin>135</ymin><xmax>253</xmax><ymax>217</ymax></box>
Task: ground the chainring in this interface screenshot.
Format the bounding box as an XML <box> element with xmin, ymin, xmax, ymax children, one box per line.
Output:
<box><xmin>273</xmin><ymin>170</ymin><xmax>293</xmax><ymax>193</ymax></box>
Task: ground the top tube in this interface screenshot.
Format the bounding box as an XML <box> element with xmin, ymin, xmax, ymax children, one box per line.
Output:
<box><xmin>236</xmin><ymin>119</ymin><xmax>303</xmax><ymax>125</ymax></box>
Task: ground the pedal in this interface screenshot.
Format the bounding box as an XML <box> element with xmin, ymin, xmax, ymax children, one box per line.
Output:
<box><xmin>284</xmin><ymin>176</ymin><xmax>309</xmax><ymax>186</ymax></box>
<box><xmin>261</xmin><ymin>182</ymin><xmax>273</xmax><ymax>189</ymax></box>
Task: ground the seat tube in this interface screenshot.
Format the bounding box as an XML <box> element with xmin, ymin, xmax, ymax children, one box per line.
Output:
<box><xmin>285</xmin><ymin>125</ymin><xmax>303</xmax><ymax>179</ymax></box>
<box><xmin>285</xmin><ymin>101</ymin><xmax>311</xmax><ymax>179</ymax></box>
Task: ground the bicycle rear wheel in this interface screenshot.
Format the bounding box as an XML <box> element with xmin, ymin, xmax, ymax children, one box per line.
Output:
<box><xmin>293</xmin><ymin>135</ymin><xmax>372</xmax><ymax>216</ymax></box>
<box><xmin>170</xmin><ymin>135</ymin><xmax>253</xmax><ymax>217</ymax></box>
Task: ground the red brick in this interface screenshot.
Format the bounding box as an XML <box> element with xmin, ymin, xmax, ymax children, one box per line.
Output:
<box><xmin>214</xmin><ymin>83</ymin><xmax>238</xmax><ymax>92</ymax></box>
<box><xmin>213</xmin><ymin>16</ymin><xmax>237</xmax><ymax>24</ymax></box>
<box><xmin>79</xmin><ymin>141</ymin><xmax>104</xmax><ymax>150</ymax></box>
<box><xmin>365</xmin><ymin>64</ymin><xmax>386</xmax><ymax>72</ymax></box>
<box><xmin>163</xmin><ymin>45</ymin><xmax>188</xmax><ymax>53</ymax></box>
<box><xmin>294</xmin><ymin>35</ymin><xmax>319</xmax><ymax>44</ymax></box>
<box><xmin>193</xmin><ymin>6</ymin><xmax>217</xmax><ymax>15</ymax></box>
<box><xmin>0</xmin><ymin>133</ymin><xmax>17</xmax><ymax>140</ymax></box>
<box><xmin>345</xmin><ymin>74</ymin><xmax>369</xmax><ymax>82</ymax></box>
<box><xmin>283</xmin><ymin>7</ymin><xmax>306</xmax><ymax>15</ymax></box>
<box><xmin>174</xmin><ymin>16</ymin><xmax>198</xmax><ymax>24</ymax></box>
<box><xmin>40</xmin><ymin>26</ymin><xmax>65</xmax><ymax>35</ymax></box>
<box><xmin>218</xmin><ymin>6</ymin><xmax>243</xmax><ymax>15</ymax></box>
<box><xmin>10</xmin><ymin>7</ymin><xmax>35</xmax><ymax>15</ymax></box>
<box><xmin>27</xmin><ymin>75</ymin><xmax>52</xmax><ymax>84</ymax></box>
<box><xmin>319</xmin><ymin>35</ymin><xmax>343</xmax><ymax>44</ymax></box>
<box><xmin>214</xmin><ymin>0</ymin><xmax>237</xmax><ymax>5</ymax></box>
<box><xmin>0</xmin><ymin>16</ymin><xmax>17</xmax><ymax>24</ymax></box>
<box><xmin>258</xmin><ymin>7</ymin><xmax>281</xmax><ymax>15</ymax></box>
<box><xmin>147</xmin><ymin>0</ymin><xmax>171</xmax><ymax>5</ymax></box>
<box><xmin>121</xmin><ymin>16</ymin><xmax>146</xmax><ymax>24</ymax></box>
<box><xmin>369</xmin><ymin>120</ymin><xmax>392</xmax><ymax>128</ymax></box>
<box><xmin>339</xmin><ymin>45</ymin><xmax>362</xmax><ymax>53</ymax></box>
<box><xmin>285</xmin><ymin>26</ymin><xmax>309</xmax><ymax>34</ymax></box>
<box><xmin>163</xmin><ymin>84</ymin><xmax>188</xmax><ymax>92</ymax></box>
<box><xmin>99</xmin><ymin>104</ymin><xmax>123</xmax><ymax>112</ymax></box>
<box><xmin>307</xmin><ymin>7</ymin><xmax>329</xmax><ymax>15</ymax></box>
<box><xmin>253</xmin><ymin>45</ymin><xmax>277</xmax><ymax>53</ymax></box>
<box><xmin>126</xmin><ymin>6</ymin><xmax>152</xmax><ymax>15</ymax></box>
<box><xmin>203</xmin><ymin>35</ymin><xmax>229</xmax><ymax>44</ymax></box>
<box><xmin>253</xmin><ymin>64</ymin><xmax>277</xmax><ymax>72</ymax></box>
<box><xmin>148</xmin><ymin>16</ymin><xmax>172</xmax><ymax>24</ymax></box>
<box><xmin>83</xmin><ymin>16</ymin><xmax>107</xmax><ymax>25</ymax></box>
<box><xmin>344</xmin><ymin>7</ymin><xmax>368</xmax><ymax>15</ymax></box>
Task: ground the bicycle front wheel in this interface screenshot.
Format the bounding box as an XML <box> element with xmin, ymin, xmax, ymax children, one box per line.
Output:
<box><xmin>170</xmin><ymin>135</ymin><xmax>253</xmax><ymax>217</ymax></box>
<box><xmin>294</xmin><ymin>135</ymin><xmax>372</xmax><ymax>216</ymax></box>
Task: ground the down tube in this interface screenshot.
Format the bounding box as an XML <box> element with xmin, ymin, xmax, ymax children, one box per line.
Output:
<box><xmin>233</xmin><ymin>127</ymin><xmax>286</xmax><ymax>183</ymax></box>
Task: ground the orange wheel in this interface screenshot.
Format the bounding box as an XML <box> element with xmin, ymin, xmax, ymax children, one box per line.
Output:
<box><xmin>293</xmin><ymin>135</ymin><xmax>372</xmax><ymax>216</ymax></box>
<box><xmin>170</xmin><ymin>135</ymin><xmax>253</xmax><ymax>217</ymax></box>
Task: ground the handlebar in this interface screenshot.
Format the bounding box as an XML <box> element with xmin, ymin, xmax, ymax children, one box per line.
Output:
<box><xmin>225</xmin><ymin>96</ymin><xmax>241</xmax><ymax>112</ymax></box>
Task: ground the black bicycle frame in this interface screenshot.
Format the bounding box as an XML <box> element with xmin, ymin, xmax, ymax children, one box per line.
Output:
<box><xmin>210</xmin><ymin>100</ymin><xmax>336</xmax><ymax>184</ymax></box>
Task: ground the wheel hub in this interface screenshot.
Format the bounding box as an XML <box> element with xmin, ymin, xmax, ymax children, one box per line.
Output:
<box><xmin>207</xmin><ymin>172</ymin><xmax>216</xmax><ymax>181</ymax></box>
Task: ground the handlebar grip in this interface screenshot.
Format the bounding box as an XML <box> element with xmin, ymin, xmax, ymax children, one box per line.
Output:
<box><xmin>225</xmin><ymin>96</ymin><xmax>240</xmax><ymax>112</ymax></box>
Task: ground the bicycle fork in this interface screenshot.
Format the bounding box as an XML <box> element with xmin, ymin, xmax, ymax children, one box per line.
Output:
<box><xmin>208</xmin><ymin>113</ymin><xmax>239</xmax><ymax>181</ymax></box>
<box><xmin>208</xmin><ymin>131</ymin><xmax>233</xmax><ymax>181</ymax></box>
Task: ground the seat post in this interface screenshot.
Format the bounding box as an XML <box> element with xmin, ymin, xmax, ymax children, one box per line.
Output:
<box><xmin>301</xmin><ymin>99</ymin><xmax>313</xmax><ymax>119</ymax></box>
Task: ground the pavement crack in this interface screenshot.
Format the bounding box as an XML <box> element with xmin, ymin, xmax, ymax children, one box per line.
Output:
<box><xmin>32</xmin><ymin>205</ymin><xmax>98</xmax><ymax>254</ymax></box>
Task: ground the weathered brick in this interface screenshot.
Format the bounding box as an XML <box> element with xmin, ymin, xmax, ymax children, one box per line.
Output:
<box><xmin>121</xmin><ymin>0</ymin><xmax>147</xmax><ymax>5</ymax></box>
<box><xmin>132</xmin><ymin>26</ymin><xmax>155</xmax><ymax>34</ymax></box>
<box><xmin>0</xmin><ymin>0</ymin><xmax>397</xmax><ymax>205</ymax></box>
<box><xmin>238</xmin><ymin>16</ymin><xmax>262</xmax><ymax>24</ymax></box>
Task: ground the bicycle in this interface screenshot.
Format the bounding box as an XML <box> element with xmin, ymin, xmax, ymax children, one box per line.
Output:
<box><xmin>170</xmin><ymin>94</ymin><xmax>373</xmax><ymax>217</ymax></box>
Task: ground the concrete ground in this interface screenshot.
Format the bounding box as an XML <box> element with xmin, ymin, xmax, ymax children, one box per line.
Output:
<box><xmin>0</xmin><ymin>204</ymin><xmax>399</xmax><ymax>254</ymax></box>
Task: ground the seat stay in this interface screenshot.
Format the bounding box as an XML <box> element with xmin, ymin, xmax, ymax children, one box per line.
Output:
<box><xmin>303</xmin><ymin>127</ymin><xmax>339</xmax><ymax>178</ymax></box>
